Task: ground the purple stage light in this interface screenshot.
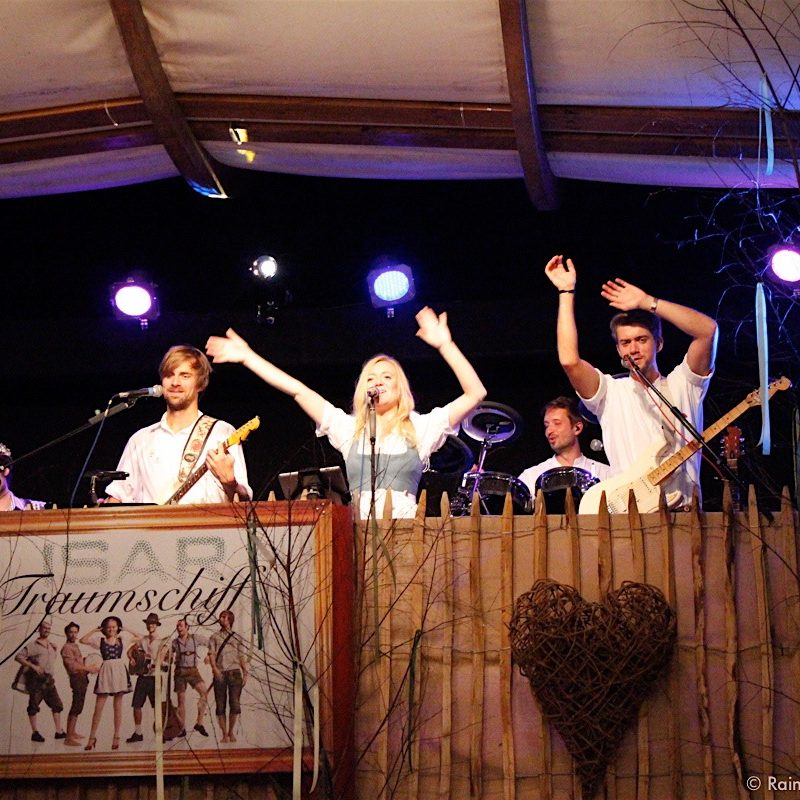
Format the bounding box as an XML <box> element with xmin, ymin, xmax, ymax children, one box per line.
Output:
<box><xmin>770</xmin><ymin>248</ymin><xmax>800</xmax><ymax>284</ymax></box>
<box><xmin>110</xmin><ymin>277</ymin><xmax>159</xmax><ymax>324</ymax></box>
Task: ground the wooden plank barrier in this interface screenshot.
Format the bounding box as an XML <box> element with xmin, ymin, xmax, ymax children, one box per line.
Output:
<box><xmin>353</xmin><ymin>491</ymin><xmax>800</xmax><ymax>800</ymax></box>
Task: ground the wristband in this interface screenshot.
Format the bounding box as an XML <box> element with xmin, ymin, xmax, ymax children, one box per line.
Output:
<box><xmin>649</xmin><ymin>296</ymin><xmax>659</xmax><ymax>313</ymax></box>
<box><xmin>558</xmin><ymin>289</ymin><xmax>575</xmax><ymax>294</ymax></box>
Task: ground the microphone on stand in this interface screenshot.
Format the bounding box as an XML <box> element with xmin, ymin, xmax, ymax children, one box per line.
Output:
<box><xmin>589</xmin><ymin>439</ymin><xmax>604</xmax><ymax>452</ymax></box>
<box><xmin>85</xmin><ymin>470</ymin><xmax>129</xmax><ymax>481</ymax></box>
<box><xmin>623</xmin><ymin>355</ymin><xmax>643</xmax><ymax>376</ymax></box>
<box><xmin>115</xmin><ymin>385</ymin><xmax>164</xmax><ymax>399</ymax></box>
<box><xmin>367</xmin><ymin>389</ymin><xmax>379</xmax><ymax>443</ymax></box>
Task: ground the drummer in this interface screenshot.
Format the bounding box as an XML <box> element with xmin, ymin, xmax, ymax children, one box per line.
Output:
<box><xmin>518</xmin><ymin>397</ymin><xmax>612</xmax><ymax>499</ymax></box>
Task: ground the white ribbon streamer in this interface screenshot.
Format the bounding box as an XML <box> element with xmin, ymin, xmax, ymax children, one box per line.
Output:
<box><xmin>759</xmin><ymin>74</ymin><xmax>775</xmax><ymax>177</ymax></box>
<box><xmin>755</xmin><ymin>283</ymin><xmax>771</xmax><ymax>454</ymax></box>
<box><xmin>293</xmin><ymin>662</ymin><xmax>304</xmax><ymax>800</ymax></box>
<box><xmin>292</xmin><ymin>661</ymin><xmax>320</xmax><ymax>798</ymax></box>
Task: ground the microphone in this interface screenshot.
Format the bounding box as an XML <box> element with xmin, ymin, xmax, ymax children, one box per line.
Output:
<box><xmin>623</xmin><ymin>355</ymin><xmax>641</xmax><ymax>374</ymax></box>
<box><xmin>85</xmin><ymin>470</ymin><xmax>129</xmax><ymax>481</ymax></box>
<box><xmin>589</xmin><ymin>439</ymin><xmax>604</xmax><ymax>452</ymax></box>
<box><xmin>116</xmin><ymin>385</ymin><xmax>164</xmax><ymax>399</ymax></box>
<box><xmin>366</xmin><ymin>387</ymin><xmax>383</xmax><ymax>402</ymax></box>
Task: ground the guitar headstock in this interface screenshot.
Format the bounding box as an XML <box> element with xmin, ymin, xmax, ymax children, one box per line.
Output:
<box><xmin>227</xmin><ymin>416</ymin><xmax>260</xmax><ymax>447</ymax></box>
<box><xmin>745</xmin><ymin>376</ymin><xmax>792</xmax><ymax>407</ymax></box>
<box><xmin>720</xmin><ymin>425</ymin><xmax>743</xmax><ymax>462</ymax></box>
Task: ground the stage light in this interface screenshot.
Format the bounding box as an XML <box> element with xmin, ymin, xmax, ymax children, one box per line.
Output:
<box><xmin>251</xmin><ymin>255</ymin><xmax>278</xmax><ymax>280</ymax></box>
<box><xmin>367</xmin><ymin>263</ymin><xmax>415</xmax><ymax>316</ymax></box>
<box><xmin>770</xmin><ymin>247</ymin><xmax>800</xmax><ymax>284</ymax></box>
<box><xmin>249</xmin><ymin>256</ymin><xmax>290</xmax><ymax>325</ymax></box>
<box><xmin>110</xmin><ymin>277</ymin><xmax>159</xmax><ymax>329</ymax></box>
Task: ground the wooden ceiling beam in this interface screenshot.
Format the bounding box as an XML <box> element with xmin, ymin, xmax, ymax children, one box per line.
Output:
<box><xmin>107</xmin><ymin>0</ymin><xmax>229</xmax><ymax>197</ymax></box>
<box><xmin>180</xmin><ymin>94</ymin><xmax>512</xmax><ymax>129</ymax></box>
<box><xmin>498</xmin><ymin>0</ymin><xmax>559</xmax><ymax>210</ymax></box>
<box><xmin>0</xmin><ymin>93</ymin><xmax>797</xmax><ymax>164</ymax></box>
<box><xmin>0</xmin><ymin>126</ymin><xmax>157</xmax><ymax>164</ymax></box>
<box><xmin>191</xmin><ymin>121</ymin><xmax>517</xmax><ymax>150</ymax></box>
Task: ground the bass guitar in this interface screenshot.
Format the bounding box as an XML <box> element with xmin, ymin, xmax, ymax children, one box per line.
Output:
<box><xmin>162</xmin><ymin>416</ymin><xmax>260</xmax><ymax>505</ymax></box>
<box><xmin>578</xmin><ymin>377</ymin><xmax>790</xmax><ymax>514</ymax></box>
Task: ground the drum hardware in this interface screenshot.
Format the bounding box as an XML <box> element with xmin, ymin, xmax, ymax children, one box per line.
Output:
<box><xmin>534</xmin><ymin>466</ymin><xmax>599</xmax><ymax>514</ymax></box>
<box><xmin>418</xmin><ymin>434</ymin><xmax>476</xmax><ymax>516</ymax></box>
<box><xmin>454</xmin><ymin>402</ymin><xmax>527</xmax><ymax>516</ymax></box>
<box><xmin>451</xmin><ymin>471</ymin><xmax>532</xmax><ymax>516</ymax></box>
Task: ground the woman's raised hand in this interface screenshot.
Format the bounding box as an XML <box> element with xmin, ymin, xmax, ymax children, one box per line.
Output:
<box><xmin>206</xmin><ymin>328</ymin><xmax>251</xmax><ymax>364</ymax></box>
<box><xmin>415</xmin><ymin>306</ymin><xmax>452</xmax><ymax>350</ymax></box>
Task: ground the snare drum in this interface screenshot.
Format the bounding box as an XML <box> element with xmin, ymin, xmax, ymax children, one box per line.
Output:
<box><xmin>534</xmin><ymin>467</ymin><xmax>599</xmax><ymax>513</ymax></box>
<box><xmin>452</xmin><ymin>471</ymin><xmax>533</xmax><ymax>516</ymax></box>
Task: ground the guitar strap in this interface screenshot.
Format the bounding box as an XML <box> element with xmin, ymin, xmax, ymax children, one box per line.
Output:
<box><xmin>177</xmin><ymin>414</ymin><xmax>219</xmax><ymax>484</ymax></box>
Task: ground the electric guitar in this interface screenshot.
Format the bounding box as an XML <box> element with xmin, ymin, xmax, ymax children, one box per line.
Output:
<box><xmin>162</xmin><ymin>416</ymin><xmax>260</xmax><ymax>505</ymax></box>
<box><xmin>578</xmin><ymin>377</ymin><xmax>790</xmax><ymax>514</ymax></box>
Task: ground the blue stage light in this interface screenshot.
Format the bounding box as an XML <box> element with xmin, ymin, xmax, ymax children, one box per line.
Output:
<box><xmin>367</xmin><ymin>263</ymin><xmax>415</xmax><ymax>311</ymax></box>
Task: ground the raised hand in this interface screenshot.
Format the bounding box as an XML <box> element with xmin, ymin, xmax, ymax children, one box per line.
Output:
<box><xmin>415</xmin><ymin>306</ymin><xmax>453</xmax><ymax>350</ymax></box>
<box><xmin>544</xmin><ymin>255</ymin><xmax>577</xmax><ymax>291</ymax></box>
<box><xmin>600</xmin><ymin>278</ymin><xmax>649</xmax><ymax>311</ymax></box>
<box><xmin>206</xmin><ymin>328</ymin><xmax>251</xmax><ymax>364</ymax></box>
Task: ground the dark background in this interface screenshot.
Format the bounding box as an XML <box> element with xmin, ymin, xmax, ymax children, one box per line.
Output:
<box><xmin>1</xmin><ymin>172</ymin><xmax>797</xmax><ymax>509</ymax></box>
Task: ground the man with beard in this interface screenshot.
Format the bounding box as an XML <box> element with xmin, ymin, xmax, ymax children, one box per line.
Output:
<box><xmin>518</xmin><ymin>396</ymin><xmax>612</xmax><ymax>499</ymax></box>
<box><xmin>15</xmin><ymin>619</ymin><xmax>67</xmax><ymax>742</ymax></box>
<box><xmin>105</xmin><ymin>345</ymin><xmax>251</xmax><ymax>504</ymax></box>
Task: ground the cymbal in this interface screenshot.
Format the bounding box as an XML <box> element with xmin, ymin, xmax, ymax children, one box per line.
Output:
<box><xmin>428</xmin><ymin>434</ymin><xmax>475</xmax><ymax>475</ymax></box>
<box><xmin>460</xmin><ymin>401</ymin><xmax>522</xmax><ymax>445</ymax></box>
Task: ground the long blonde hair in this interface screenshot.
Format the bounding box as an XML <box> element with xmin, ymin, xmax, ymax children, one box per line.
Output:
<box><xmin>352</xmin><ymin>354</ymin><xmax>417</xmax><ymax>447</ymax></box>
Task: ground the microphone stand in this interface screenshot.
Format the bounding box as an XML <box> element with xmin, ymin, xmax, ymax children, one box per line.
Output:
<box><xmin>368</xmin><ymin>394</ymin><xmax>378</xmax><ymax>523</ymax></box>
<box><xmin>6</xmin><ymin>398</ymin><xmax>142</xmax><ymax>507</ymax></box>
<box><xmin>7</xmin><ymin>399</ymin><xmax>141</xmax><ymax>469</ymax></box>
<box><xmin>624</xmin><ymin>355</ymin><xmax>748</xmax><ymax>495</ymax></box>
<box><xmin>86</xmin><ymin>470</ymin><xmax>130</xmax><ymax>507</ymax></box>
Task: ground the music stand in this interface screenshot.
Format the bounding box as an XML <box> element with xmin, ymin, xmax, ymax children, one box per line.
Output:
<box><xmin>278</xmin><ymin>467</ymin><xmax>350</xmax><ymax>505</ymax></box>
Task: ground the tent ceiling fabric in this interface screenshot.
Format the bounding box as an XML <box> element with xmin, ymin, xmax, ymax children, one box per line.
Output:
<box><xmin>0</xmin><ymin>0</ymin><xmax>797</xmax><ymax>201</ymax></box>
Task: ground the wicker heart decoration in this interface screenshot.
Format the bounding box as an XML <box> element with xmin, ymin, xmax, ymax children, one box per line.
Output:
<box><xmin>509</xmin><ymin>579</ymin><xmax>676</xmax><ymax>799</ymax></box>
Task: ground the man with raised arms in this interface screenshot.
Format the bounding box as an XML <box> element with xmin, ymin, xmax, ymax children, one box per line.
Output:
<box><xmin>544</xmin><ymin>255</ymin><xmax>718</xmax><ymax>508</ymax></box>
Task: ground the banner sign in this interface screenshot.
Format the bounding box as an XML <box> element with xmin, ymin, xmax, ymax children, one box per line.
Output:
<box><xmin>0</xmin><ymin>504</ymin><xmax>332</xmax><ymax>778</ymax></box>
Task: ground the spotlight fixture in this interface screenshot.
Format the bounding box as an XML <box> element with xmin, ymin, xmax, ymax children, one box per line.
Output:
<box><xmin>367</xmin><ymin>262</ymin><xmax>416</xmax><ymax>317</ymax></box>
<box><xmin>251</xmin><ymin>255</ymin><xmax>279</xmax><ymax>280</ymax></box>
<box><xmin>110</xmin><ymin>276</ymin><xmax>159</xmax><ymax>329</ymax></box>
<box><xmin>249</xmin><ymin>255</ymin><xmax>290</xmax><ymax>325</ymax></box>
<box><xmin>769</xmin><ymin>247</ymin><xmax>800</xmax><ymax>285</ymax></box>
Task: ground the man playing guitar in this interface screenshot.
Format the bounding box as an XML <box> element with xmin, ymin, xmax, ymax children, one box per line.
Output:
<box><xmin>105</xmin><ymin>345</ymin><xmax>251</xmax><ymax>505</ymax></box>
<box><xmin>544</xmin><ymin>255</ymin><xmax>718</xmax><ymax>509</ymax></box>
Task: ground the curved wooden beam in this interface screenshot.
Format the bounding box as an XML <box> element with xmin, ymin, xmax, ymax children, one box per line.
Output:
<box><xmin>498</xmin><ymin>0</ymin><xmax>559</xmax><ymax>210</ymax></box>
<box><xmin>107</xmin><ymin>0</ymin><xmax>229</xmax><ymax>197</ymax></box>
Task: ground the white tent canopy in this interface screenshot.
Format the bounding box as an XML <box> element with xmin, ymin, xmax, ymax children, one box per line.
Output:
<box><xmin>1</xmin><ymin>0</ymin><xmax>797</xmax><ymax>204</ymax></box>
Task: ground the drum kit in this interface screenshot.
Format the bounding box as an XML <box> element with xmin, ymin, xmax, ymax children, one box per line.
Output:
<box><xmin>424</xmin><ymin>401</ymin><xmax>600</xmax><ymax>516</ymax></box>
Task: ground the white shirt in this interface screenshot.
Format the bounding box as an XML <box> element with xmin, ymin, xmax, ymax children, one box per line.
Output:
<box><xmin>518</xmin><ymin>454</ymin><xmax>613</xmax><ymax>497</ymax></box>
<box><xmin>106</xmin><ymin>411</ymin><xmax>251</xmax><ymax>504</ymax></box>
<box><xmin>316</xmin><ymin>402</ymin><xmax>454</xmax><ymax>518</ymax></box>
<box><xmin>580</xmin><ymin>356</ymin><xmax>712</xmax><ymax>505</ymax></box>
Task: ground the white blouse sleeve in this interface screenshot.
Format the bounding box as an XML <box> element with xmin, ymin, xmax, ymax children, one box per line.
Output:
<box><xmin>412</xmin><ymin>405</ymin><xmax>456</xmax><ymax>461</ymax></box>
<box><xmin>315</xmin><ymin>401</ymin><xmax>357</xmax><ymax>454</ymax></box>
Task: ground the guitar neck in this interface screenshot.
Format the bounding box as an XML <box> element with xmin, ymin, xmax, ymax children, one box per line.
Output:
<box><xmin>164</xmin><ymin>463</ymin><xmax>210</xmax><ymax>506</ymax></box>
<box><xmin>647</xmin><ymin>398</ymin><xmax>752</xmax><ymax>486</ymax></box>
